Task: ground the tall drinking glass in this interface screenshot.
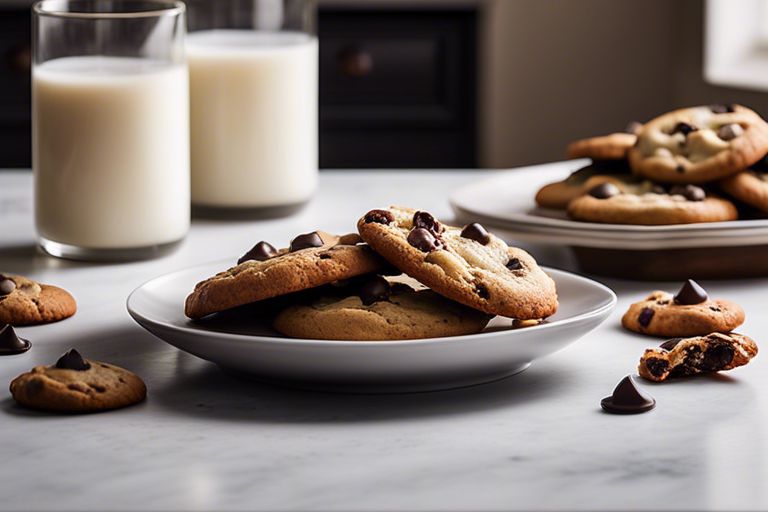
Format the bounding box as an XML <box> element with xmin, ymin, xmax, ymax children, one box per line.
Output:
<box><xmin>186</xmin><ymin>0</ymin><xmax>318</xmax><ymax>217</ymax></box>
<box><xmin>33</xmin><ymin>0</ymin><xmax>190</xmax><ymax>261</ymax></box>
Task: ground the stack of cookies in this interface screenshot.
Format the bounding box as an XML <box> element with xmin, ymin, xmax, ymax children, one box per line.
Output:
<box><xmin>536</xmin><ymin>104</ymin><xmax>768</xmax><ymax>225</ymax></box>
<box><xmin>185</xmin><ymin>207</ymin><xmax>559</xmax><ymax>341</ymax></box>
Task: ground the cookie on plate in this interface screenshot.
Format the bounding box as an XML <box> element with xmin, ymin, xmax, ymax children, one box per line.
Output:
<box><xmin>719</xmin><ymin>157</ymin><xmax>768</xmax><ymax>212</ymax></box>
<box><xmin>357</xmin><ymin>207</ymin><xmax>558</xmax><ymax>319</ymax></box>
<box><xmin>10</xmin><ymin>349</ymin><xmax>146</xmax><ymax>413</ymax></box>
<box><xmin>629</xmin><ymin>104</ymin><xmax>768</xmax><ymax>184</ymax></box>
<box><xmin>622</xmin><ymin>279</ymin><xmax>744</xmax><ymax>337</ymax></box>
<box><xmin>638</xmin><ymin>333</ymin><xmax>758</xmax><ymax>382</ymax></box>
<box><xmin>567</xmin><ymin>180</ymin><xmax>738</xmax><ymax>225</ymax></box>
<box><xmin>0</xmin><ymin>273</ymin><xmax>76</xmax><ymax>326</ymax></box>
<box><xmin>185</xmin><ymin>231</ymin><xmax>388</xmax><ymax>319</ymax></box>
<box><xmin>273</xmin><ymin>275</ymin><xmax>492</xmax><ymax>341</ymax></box>
<box><xmin>535</xmin><ymin>160</ymin><xmax>632</xmax><ymax>210</ymax></box>
<box><xmin>566</xmin><ymin>122</ymin><xmax>641</xmax><ymax>160</ymax></box>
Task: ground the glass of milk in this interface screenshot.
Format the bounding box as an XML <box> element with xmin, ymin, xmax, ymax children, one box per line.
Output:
<box><xmin>186</xmin><ymin>0</ymin><xmax>318</xmax><ymax>217</ymax></box>
<box><xmin>32</xmin><ymin>0</ymin><xmax>190</xmax><ymax>261</ymax></box>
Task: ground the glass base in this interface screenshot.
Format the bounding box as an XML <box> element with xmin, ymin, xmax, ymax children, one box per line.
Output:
<box><xmin>191</xmin><ymin>199</ymin><xmax>309</xmax><ymax>220</ymax></box>
<box><xmin>38</xmin><ymin>236</ymin><xmax>184</xmax><ymax>263</ymax></box>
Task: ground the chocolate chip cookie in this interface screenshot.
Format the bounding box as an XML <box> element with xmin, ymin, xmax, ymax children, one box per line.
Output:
<box><xmin>567</xmin><ymin>180</ymin><xmax>738</xmax><ymax>225</ymax></box>
<box><xmin>629</xmin><ymin>104</ymin><xmax>768</xmax><ymax>184</ymax></box>
<box><xmin>566</xmin><ymin>122</ymin><xmax>641</xmax><ymax>160</ymax></box>
<box><xmin>185</xmin><ymin>231</ymin><xmax>388</xmax><ymax>319</ymax></box>
<box><xmin>622</xmin><ymin>280</ymin><xmax>744</xmax><ymax>337</ymax></box>
<box><xmin>719</xmin><ymin>162</ymin><xmax>768</xmax><ymax>213</ymax></box>
<box><xmin>357</xmin><ymin>207</ymin><xmax>558</xmax><ymax>319</ymax></box>
<box><xmin>535</xmin><ymin>160</ymin><xmax>632</xmax><ymax>210</ymax></box>
<box><xmin>273</xmin><ymin>276</ymin><xmax>492</xmax><ymax>341</ymax></box>
<box><xmin>0</xmin><ymin>273</ymin><xmax>76</xmax><ymax>326</ymax></box>
<box><xmin>10</xmin><ymin>349</ymin><xmax>146</xmax><ymax>413</ymax></box>
<box><xmin>638</xmin><ymin>333</ymin><xmax>758</xmax><ymax>382</ymax></box>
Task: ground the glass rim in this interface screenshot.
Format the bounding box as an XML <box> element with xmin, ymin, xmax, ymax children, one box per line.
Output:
<box><xmin>33</xmin><ymin>0</ymin><xmax>185</xmax><ymax>19</ymax></box>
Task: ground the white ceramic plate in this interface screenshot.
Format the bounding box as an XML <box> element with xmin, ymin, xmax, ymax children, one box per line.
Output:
<box><xmin>127</xmin><ymin>260</ymin><xmax>616</xmax><ymax>393</ymax></box>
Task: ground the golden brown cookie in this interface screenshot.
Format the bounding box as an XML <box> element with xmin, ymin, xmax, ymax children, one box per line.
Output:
<box><xmin>10</xmin><ymin>349</ymin><xmax>146</xmax><ymax>413</ymax></box>
<box><xmin>629</xmin><ymin>104</ymin><xmax>768</xmax><ymax>184</ymax></box>
<box><xmin>185</xmin><ymin>231</ymin><xmax>388</xmax><ymax>319</ymax></box>
<box><xmin>719</xmin><ymin>167</ymin><xmax>768</xmax><ymax>212</ymax></box>
<box><xmin>535</xmin><ymin>161</ymin><xmax>633</xmax><ymax>210</ymax></box>
<box><xmin>0</xmin><ymin>274</ymin><xmax>76</xmax><ymax>326</ymax></box>
<box><xmin>566</xmin><ymin>131</ymin><xmax>638</xmax><ymax>161</ymax></box>
<box><xmin>357</xmin><ymin>207</ymin><xmax>558</xmax><ymax>319</ymax></box>
<box><xmin>638</xmin><ymin>333</ymin><xmax>758</xmax><ymax>382</ymax></box>
<box><xmin>567</xmin><ymin>180</ymin><xmax>738</xmax><ymax>225</ymax></box>
<box><xmin>622</xmin><ymin>280</ymin><xmax>744</xmax><ymax>337</ymax></box>
<box><xmin>273</xmin><ymin>276</ymin><xmax>492</xmax><ymax>341</ymax></box>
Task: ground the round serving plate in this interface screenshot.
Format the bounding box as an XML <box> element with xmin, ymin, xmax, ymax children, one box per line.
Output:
<box><xmin>127</xmin><ymin>260</ymin><xmax>616</xmax><ymax>393</ymax></box>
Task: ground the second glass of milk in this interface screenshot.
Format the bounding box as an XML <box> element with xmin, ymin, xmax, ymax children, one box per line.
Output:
<box><xmin>186</xmin><ymin>0</ymin><xmax>318</xmax><ymax>216</ymax></box>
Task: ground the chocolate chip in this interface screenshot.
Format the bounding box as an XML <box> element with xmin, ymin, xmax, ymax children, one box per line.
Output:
<box><xmin>55</xmin><ymin>349</ymin><xmax>91</xmax><ymax>371</ymax></box>
<box><xmin>237</xmin><ymin>241</ymin><xmax>278</xmax><ymax>264</ymax></box>
<box><xmin>474</xmin><ymin>282</ymin><xmax>490</xmax><ymax>299</ymax></box>
<box><xmin>645</xmin><ymin>358</ymin><xmax>670</xmax><ymax>378</ymax></box>
<box><xmin>638</xmin><ymin>307</ymin><xmax>654</xmax><ymax>327</ymax></box>
<box><xmin>625</xmin><ymin>121</ymin><xmax>643</xmax><ymax>135</ymax></box>
<box><xmin>673</xmin><ymin>279</ymin><xmax>708</xmax><ymax>305</ymax></box>
<box><xmin>668</xmin><ymin>184</ymin><xmax>706</xmax><ymax>201</ymax></box>
<box><xmin>709</xmin><ymin>104</ymin><xmax>735</xmax><ymax>114</ymax></box>
<box><xmin>709</xmin><ymin>306</ymin><xmax>722</xmax><ymax>312</ymax></box>
<box><xmin>407</xmin><ymin>228</ymin><xmax>440</xmax><ymax>252</ymax></box>
<box><xmin>600</xmin><ymin>375</ymin><xmax>656</xmax><ymax>415</ymax></box>
<box><xmin>701</xmin><ymin>344</ymin><xmax>734</xmax><ymax>371</ymax></box>
<box><xmin>0</xmin><ymin>278</ymin><xmax>16</xmax><ymax>295</ymax></box>
<box><xmin>412</xmin><ymin>211</ymin><xmax>443</xmax><ymax>234</ymax></box>
<box><xmin>671</xmin><ymin>122</ymin><xmax>698</xmax><ymax>136</ymax></box>
<box><xmin>358</xmin><ymin>276</ymin><xmax>391</xmax><ymax>306</ymax></box>
<box><xmin>506</xmin><ymin>258</ymin><xmax>522</xmax><ymax>271</ymax></box>
<box><xmin>717</xmin><ymin>123</ymin><xmax>743</xmax><ymax>141</ymax></box>
<box><xmin>460</xmin><ymin>223</ymin><xmax>491</xmax><ymax>245</ymax></box>
<box><xmin>676</xmin><ymin>165</ymin><xmax>686</xmax><ymax>174</ymax></box>
<box><xmin>290</xmin><ymin>232</ymin><xmax>324</xmax><ymax>252</ymax></box>
<box><xmin>364</xmin><ymin>209</ymin><xmax>394</xmax><ymax>225</ymax></box>
<box><xmin>0</xmin><ymin>324</ymin><xmax>30</xmax><ymax>355</ymax></box>
<box><xmin>659</xmin><ymin>338</ymin><xmax>682</xmax><ymax>351</ymax></box>
<box><xmin>588</xmin><ymin>182</ymin><xmax>621</xmax><ymax>199</ymax></box>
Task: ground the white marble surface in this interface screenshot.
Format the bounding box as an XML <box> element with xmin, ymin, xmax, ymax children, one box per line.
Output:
<box><xmin>1</xmin><ymin>167</ymin><xmax>767</xmax><ymax>511</ymax></box>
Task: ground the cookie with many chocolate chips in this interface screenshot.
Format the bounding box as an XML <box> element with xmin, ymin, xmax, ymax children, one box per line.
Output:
<box><xmin>622</xmin><ymin>280</ymin><xmax>744</xmax><ymax>337</ymax></box>
<box><xmin>357</xmin><ymin>207</ymin><xmax>558</xmax><ymax>319</ymax></box>
<box><xmin>185</xmin><ymin>231</ymin><xmax>387</xmax><ymax>319</ymax></box>
<box><xmin>535</xmin><ymin>160</ymin><xmax>633</xmax><ymax>210</ymax></box>
<box><xmin>10</xmin><ymin>349</ymin><xmax>146</xmax><ymax>413</ymax></box>
<box><xmin>566</xmin><ymin>122</ymin><xmax>641</xmax><ymax>160</ymax></box>
<box><xmin>0</xmin><ymin>273</ymin><xmax>76</xmax><ymax>326</ymax></box>
<box><xmin>638</xmin><ymin>333</ymin><xmax>758</xmax><ymax>382</ymax></box>
<box><xmin>567</xmin><ymin>179</ymin><xmax>738</xmax><ymax>225</ymax></box>
<box><xmin>273</xmin><ymin>276</ymin><xmax>492</xmax><ymax>341</ymax></box>
<box><xmin>629</xmin><ymin>105</ymin><xmax>768</xmax><ymax>184</ymax></box>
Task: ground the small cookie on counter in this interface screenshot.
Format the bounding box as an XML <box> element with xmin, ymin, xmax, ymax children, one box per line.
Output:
<box><xmin>185</xmin><ymin>231</ymin><xmax>388</xmax><ymax>319</ymax></box>
<box><xmin>629</xmin><ymin>104</ymin><xmax>768</xmax><ymax>184</ymax></box>
<box><xmin>10</xmin><ymin>349</ymin><xmax>146</xmax><ymax>413</ymax></box>
<box><xmin>357</xmin><ymin>207</ymin><xmax>558</xmax><ymax>319</ymax></box>
<box><xmin>273</xmin><ymin>275</ymin><xmax>492</xmax><ymax>341</ymax></box>
<box><xmin>566</xmin><ymin>122</ymin><xmax>641</xmax><ymax>160</ymax></box>
<box><xmin>535</xmin><ymin>160</ymin><xmax>632</xmax><ymax>210</ymax></box>
<box><xmin>0</xmin><ymin>273</ymin><xmax>76</xmax><ymax>326</ymax></box>
<box><xmin>622</xmin><ymin>279</ymin><xmax>744</xmax><ymax>337</ymax></box>
<box><xmin>567</xmin><ymin>180</ymin><xmax>738</xmax><ymax>225</ymax></box>
<box><xmin>638</xmin><ymin>333</ymin><xmax>758</xmax><ymax>382</ymax></box>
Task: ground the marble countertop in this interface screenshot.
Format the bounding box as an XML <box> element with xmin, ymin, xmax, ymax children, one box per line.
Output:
<box><xmin>1</xmin><ymin>168</ymin><xmax>767</xmax><ymax>511</ymax></box>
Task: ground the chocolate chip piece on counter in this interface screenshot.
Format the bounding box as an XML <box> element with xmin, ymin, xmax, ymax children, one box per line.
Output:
<box><xmin>460</xmin><ymin>223</ymin><xmax>491</xmax><ymax>245</ymax></box>
<box><xmin>659</xmin><ymin>338</ymin><xmax>683</xmax><ymax>351</ymax></box>
<box><xmin>717</xmin><ymin>123</ymin><xmax>743</xmax><ymax>141</ymax></box>
<box><xmin>364</xmin><ymin>209</ymin><xmax>394</xmax><ymax>225</ymax></box>
<box><xmin>506</xmin><ymin>258</ymin><xmax>522</xmax><ymax>271</ymax></box>
<box><xmin>55</xmin><ymin>349</ymin><xmax>90</xmax><ymax>371</ymax></box>
<box><xmin>412</xmin><ymin>211</ymin><xmax>443</xmax><ymax>234</ymax></box>
<box><xmin>358</xmin><ymin>276</ymin><xmax>391</xmax><ymax>306</ymax></box>
<box><xmin>237</xmin><ymin>241</ymin><xmax>278</xmax><ymax>264</ymax></box>
<box><xmin>671</xmin><ymin>122</ymin><xmax>698</xmax><ymax>136</ymax></box>
<box><xmin>407</xmin><ymin>228</ymin><xmax>440</xmax><ymax>252</ymax></box>
<box><xmin>0</xmin><ymin>276</ymin><xmax>16</xmax><ymax>295</ymax></box>
<box><xmin>638</xmin><ymin>307</ymin><xmax>654</xmax><ymax>328</ymax></box>
<box><xmin>710</xmin><ymin>104</ymin><xmax>735</xmax><ymax>114</ymax></box>
<box><xmin>290</xmin><ymin>232</ymin><xmax>324</xmax><ymax>252</ymax></box>
<box><xmin>669</xmin><ymin>184</ymin><xmax>706</xmax><ymax>202</ymax></box>
<box><xmin>588</xmin><ymin>182</ymin><xmax>621</xmax><ymax>199</ymax></box>
<box><xmin>673</xmin><ymin>279</ymin><xmax>708</xmax><ymax>305</ymax></box>
<box><xmin>625</xmin><ymin>121</ymin><xmax>643</xmax><ymax>135</ymax></box>
<box><xmin>601</xmin><ymin>375</ymin><xmax>656</xmax><ymax>415</ymax></box>
<box><xmin>0</xmin><ymin>324</ymin><xmax>30</xmax><ymax>356</ymax></box>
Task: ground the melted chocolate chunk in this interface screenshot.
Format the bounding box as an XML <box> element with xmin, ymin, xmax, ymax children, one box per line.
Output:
<box><xmin>671</xmin><ymin>122</ymin><xmax>698</xmax><ymax>136</ymax></box>
<box><xmin>673</xmin><ymin>279</ymin><xmax>708</xmax><ymax>305</ymax></box>
<box><xmin>460</xmin><ymin>223</ymin><xmax>491</xmax><ymax>245</ymax></box>
<box><xmin>701</xmin><ymin>343</ymin><xmax>734</xmax><ymax>371</ymax></box>
<box><xmin>0</xmin><ymin>324</ymin><xmax>30</xmax><ymax>355</ymax></box>
<box><xmin>638</xmin><ymin>307</ymin><xmax>654</xmax><ymax>327</ymax></box>
<box><xmin>668</xmin><ymin>184</ymin><xmax>706</xmax><ymax>202</ymax></box>
<box><xmin>625</xmin><ymin>121</ymin><xmax>643</xmax><ymax>135</ymax></box>
<box><xmin>659</xmin><ymin>338</ymin><xmax>682</xmax><ymax>351</ymax></box>
<box><xmin>55</xmin><ymin>349</ymin><xmax>91</xmax><ymax>371</ymax></box>
<box><xmin>0</xmin><ymin>277</ymin><xmax>15</xmax><ymax>296</ymax></box>
<box><xmin>645</xmin><ymin>358</ymin><xmax>670</xmax><ymax>378</ymax></box>
<box><xmin>709</xmin><ymin>104</ymin><xmax>735</xmax><ymax>114</ymax></box>
<box><xmin>407</xmin><ymin>228</ymin><xmax>440</xmax><ymax>252</ymax></box>
<box><xmin>506</xmin><ymin>258</ymin><xmax>522</xmax><ymax>271</ymax></box>
<box><xmin>364</xmin><ymin>209</ymin><xmax>394</xmax><ymax>225</ymax></box>
<box><xmin>358</xmin><ymin>276</ymin><xmax>391</xmax><ymax>306</ymax></box>
<box><xmin>237</xmin><ymin>241</ymin><xmax>278</xmax><ymax>264</ymax></box>
<box><xmin>290</xmin><ymin>232</ymin><xmax>324</xmax><ymax>252</ymax></box>
<box><xmin>412</xmin><ymin>211</ymin><xmax>443</xmax><ymax>234</ymax></box>
<box><xmin>601</xmin><ymin>375</ymin><xmax>656</xmax><ymax>415</ymax></box>
<box><xmin>474</xmin><ymin>282</ymin><xmax>490</xmax><ymax>299</ymax></box>
<box><xmin>588</xmin><ymin>182</ymin><xmax>621</xmax><ymax>199</ymax></box>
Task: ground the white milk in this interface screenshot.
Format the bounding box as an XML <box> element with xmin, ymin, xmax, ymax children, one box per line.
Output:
<box><xmin>33</xmin><ymin>56</ymin><xmax>190</xmax><ymax>249</ymax></box>
<box><xmin>186</xmin><ymin>30</ymin><xmax>318</xmax><ymax>208</ymax></box>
